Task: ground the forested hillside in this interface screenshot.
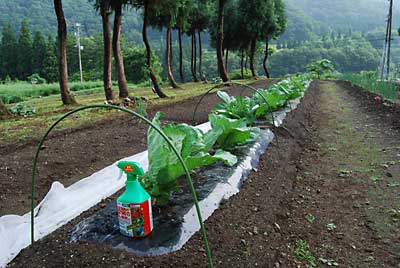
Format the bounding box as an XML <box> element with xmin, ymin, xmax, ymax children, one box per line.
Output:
<box><xmin>0</xmin><ymin>0</ymin><xmax>394</xmax><ymax>79</ymax></box>
<box><xmin>282</xmin><ymin>0</ymin><xmax>393</xmax><ymax>42</ymax></box>
<box><xmin>0</xmin><ymin>0</ymin><xmax>391</xmax><ymax>40</ymax></box>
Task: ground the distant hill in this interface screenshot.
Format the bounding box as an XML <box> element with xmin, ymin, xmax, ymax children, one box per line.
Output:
<box><xmin>0</xmin><ymin>0</ymin><xmax>392</xmax><ymax>42</ymax></box>
<box><xmin>282</xmin><ymin>0</ymin><xmax>391</xmax><ymax>41</ymax></box>
<box><xmin>0</xmin><ymin>0</ymin><xmax>143</xmax><ymax>41</ymax></box>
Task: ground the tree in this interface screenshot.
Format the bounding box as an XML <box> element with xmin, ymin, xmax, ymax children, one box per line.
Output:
<box><xmin>17</xmin><ymin>20</ymin><xmax>33</xmax><ymax>80</ymax></box>
<box><xmin>42</xmin><ymin>35</ymin><xmax>58</xmax><ymax>83</ymax></box>
<box><xmin>0</xmin><ymin>24</ymin><xmax>18</xmax><ymax>80</ymax></box>
<box><xmin>190</xmin><ymin>31</ymin><xmax>198</xmax><ymax>82</ymax></box>
<box><xmin>147</xmin><ymin>0</ymin><xmax>180</xmax><ymax>88</ymax></box>
<box><xmin>134</xmin><ymin>0</ymin><xmax>167</xmax><ymax>98</ymax></box>
<box><xmin>263</xmin><ymin>0</ymin><xmax>287</xmax><ymax>78</ymax></box>
<box><xmin>54</xmin><ymin>0</ymin><xmax>77</xmax><ymax>105</ymax></box>
<box><xmin>124</xmin><ymin>46</ymin><xmax>163</xmax><ymax>84</ymax></box>
<box><xmin>98</xmin><ymin>0</ymin><xmax>115</xmax><ymax>101</ymax></box>
<box><xmin>32</xmin><ymin>30</ymin><xmax>47</xmax><ymax>75</ymax></box>
<box><xmin>216</xmin><ymin>0</ymin><xmax>229</xmax><ymax>82</ymax></box>
<box><xmin>190</xmin><ymin>0</ymin><xmax>212</xmax><ymax>82</ymax></box>
<box><xmin>175</xmin><ymin>0</ymin><xmax>193</xmax><ymax>82</ymax></box>
<box><xmin>238</xmin><ymin>0</ymin><xmax>279</xmax><ymax>78</ymax></box>
<box><xmin>306</xmin><ymin>59</ymin><xmax>334</xmax><ymax>79</ymax></box>
<box><xmin>111</xmin><ymin>0</ymin><xmax>129</xmax><ymax>99</ymax></box>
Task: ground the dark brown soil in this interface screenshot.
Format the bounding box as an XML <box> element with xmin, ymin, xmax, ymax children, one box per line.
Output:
<box><xmin>6</xmin><ymin>80</ymin><xmax>400</xmax><ymax>268</ymax></box>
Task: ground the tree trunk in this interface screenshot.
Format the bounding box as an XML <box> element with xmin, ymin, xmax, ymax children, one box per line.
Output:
<box><xmin>191</xmin><ymin>32</ymin><xmax>199</xmax><ymax>82</ymax></box>
<box><xmin>100</xmin><ymin>1</ymin><xmax>115</xmax><ymax>101</ymax></box>
<box><xmin>143</xmin><ymin>0</ymin><xmax>167</xmax><ymax>98</ymax></box>
<box><xmin>0</xmin><ymin>99</ymin><xmax>11</xmax><ymax>118</ymax></box>
<box><xmin>178</xmin><ymin>27</ymin><xmax>184</xmax><ymax>82</ymax></box>
<box><xmin>54</xmin><ymin>0</ymin><xmax>77</xmax><ymax>105</ymax></box>
<box><xmin>112</xmin><ymin>1</ymin><xmax>129</xmax><ymax>99</ymax></box>
<box><xmin>166</xmin><ymin>21</ymin><xmax>179</xmax><ymax>88</ymax></box>
<box><xmin>245</xmin><ymin>55</ymin><xmax>248</xmax><ymax>71</ymax></box>
<box><xmin>198</xmin><ymin>30</ymin><xmax>206</xmax><ymax>82</ymax></box>
<box><xmin>225</xmin><ymin>48</ymin><xmax>229</xmax><ymax>72</ymax></box>
<box><xmin>249</xmin><ymin>39</ymin><xmax>257</xmax><ymax>78</ymax></box>
<box><xmin>240</xmin><ymin>48</ymin><xmax>244</xmax><ymax>78</ymax></box>
<box><xmin>262</xmin><ymin>39</ymin><xmax>270</xmax><ymax>78</ymax></box>
<box><xmin>217</xmin><ymin>0</ymin><xmax>229</xmax><ymax>82</ymax></box>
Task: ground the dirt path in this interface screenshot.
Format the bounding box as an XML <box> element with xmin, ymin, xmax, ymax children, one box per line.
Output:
<box><xmin>8</xmin><ymin>80</ymin><xmax>400</xmax><ymax>267</ymax></box>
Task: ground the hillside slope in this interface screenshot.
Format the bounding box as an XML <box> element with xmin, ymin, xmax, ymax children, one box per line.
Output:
<box><xmin>0</xmin><ymin>0</ymin><xmax>391</xmax><ymax>41</ymax></box>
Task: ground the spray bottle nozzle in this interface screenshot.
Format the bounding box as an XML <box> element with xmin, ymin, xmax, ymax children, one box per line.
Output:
<box><xmin>117</xmin><ymin>161</ymin><xmax>144</xmax><ymax>181</ymax></box>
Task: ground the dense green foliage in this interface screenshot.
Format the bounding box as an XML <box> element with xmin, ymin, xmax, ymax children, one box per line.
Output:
<box><xmin>0</xmin><ymin>0</ymin><xmax>392</xmax><ymax>102</ymax></box>
<box><xmin>0</xmin><ymin>0</ymin><xmax>389</xmax><ymax>41</ymax></box>
<box><xmin>0</xmin><ymin>81</ymin><xmax>105</xmax><ymax>104</ymax></box>
<box><xmin>269</xmin><ymin>33</ymin><xmax>380</xmax><ymax>77</ymax></box>
<box><xmin>0</xmin><ymin>22</ymin><xmax>58</xmax><ymax>82</ymax></box>
<box><xmin>143</xmin><ymin>111</ymin><xmax>239</xmax><ymax>204</ymax></box>
<box><xmin>142</xmin><ymin>74</ymin><xmax>310</xmax><ymax>204</ymax></box>
<box><xmin>282</xmin><ymin>0</ymin><xmax>391</xmax><ymax>42</ymax></box>
<box><xmin>341</xmin><ymin>72</ymin><xmax>399</xmax><ymax>101</ymax></box>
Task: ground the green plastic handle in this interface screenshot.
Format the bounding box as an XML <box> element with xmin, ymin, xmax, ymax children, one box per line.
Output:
<box><xmin>117</xmin><ymin>161</ymin><xmax>144</xmax><ymax>181</ymax></box>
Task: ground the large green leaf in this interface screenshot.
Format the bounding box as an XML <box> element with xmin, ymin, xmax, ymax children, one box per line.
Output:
<box><xmin>145</xmin><ymin>112</ymin><xmax>240</xmax><ymax>205</ymax></box>
<box><xmin>208</xmin><ymin>114</ymin><xmax>257</xmax><ymax>150</ymax></box>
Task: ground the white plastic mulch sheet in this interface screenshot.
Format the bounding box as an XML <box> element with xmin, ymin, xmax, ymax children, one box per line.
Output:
<box><xmin>0</xmin><ymin>122</ymin><xmax>209</xmax><ymax>267</ymax></box>
<box><xmin>0</xmin><ymin>82</ymin><xmax>310</xmax><ymax>267</ymax></box>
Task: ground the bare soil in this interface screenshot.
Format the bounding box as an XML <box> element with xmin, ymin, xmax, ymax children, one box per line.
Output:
<box><xmin>5</xmin><ymin>80</ymin><xmax>400</xmax><ymax>267</ymax></box>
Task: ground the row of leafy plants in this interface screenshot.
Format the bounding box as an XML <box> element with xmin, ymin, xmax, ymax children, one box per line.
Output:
<box><xmin>140</xmin><ymin>75</ymin><xmax>311</xmax><ymax>205</ymax></box>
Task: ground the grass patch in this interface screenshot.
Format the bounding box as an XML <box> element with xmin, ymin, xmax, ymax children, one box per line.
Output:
<box><xmin>340</xmin><ymin>72</ymin><xmax>399</xmax><ymax>102</ymax></box>
<box><xmin>0</xmin><ymin>79</ymin><xmax>255</xmax><ymax>144</ymax></box>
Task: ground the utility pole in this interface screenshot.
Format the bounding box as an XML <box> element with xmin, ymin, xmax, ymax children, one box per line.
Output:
<box><xmin>386</xmin><ymin>0</ymin><xmax>393</xmax><ymax>80</ymax></box>
<box><xmin>74</xmin><ymin>23</ymin><xmax>83</xmax><ymax>83</ymax></box>
<box><xmin>380</xmin><ymin>0</ymin><xmax>393</xmax><ymax>80</ymax></box>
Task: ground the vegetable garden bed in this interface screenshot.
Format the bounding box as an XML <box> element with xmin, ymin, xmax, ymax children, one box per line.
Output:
<box><xmin>0</xmin><ymin>75</ymin><xmax>311</xmax><ymax>267</ymax></box>
<box><xmin>70</xmin><ymin>129</ymin><xmax>274</xmax><ymax>256</ymax></box>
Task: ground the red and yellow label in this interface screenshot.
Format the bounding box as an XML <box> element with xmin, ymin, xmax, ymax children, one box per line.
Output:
<box><xmin>117</xmin><ymin>198</ymin><xmax>153</xmax><ymax>238</ymax></box>
<box><xmin>123</xmin><ymin>164</ymin><xmax>134</xmax><ymax>173</ymax></box>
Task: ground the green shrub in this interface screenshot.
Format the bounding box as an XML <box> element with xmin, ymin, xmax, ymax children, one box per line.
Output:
<box><xmin>10</xmin><ymin>103</ymin><xmax>36</xmax><ymax>116</ymax></box>
<box><xmin>229</xmin><ymin>69</ymin><xmax>252</xmax><ymax>80</ymax></box>
<box><xmin>27</xmin><ymin>74</ymin><xmax>47</xmax><ymax>84</ymax></box>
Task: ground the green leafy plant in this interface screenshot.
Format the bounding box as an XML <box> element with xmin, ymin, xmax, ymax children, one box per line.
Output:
<box><xmin>326</xmin><ymin>223</ymin><xmax>337</xmax><ymax>231</ymax></box>
<box><xmin>10</xmin><ymin>103</ymin><xmax>36</xmax><ymax>117</ymax></box>
<box><xmin>319</xmin><ymin>257</ymin><xmax>339</xmax><ymax>266</ymax></box>
<box><xmin>294</xmin><ymin>239</ymin><xmax>316</xmax><ymax>268</ymax></box>
<box><xmin>306</xmin><ymin>59</ymin><xmax>335</xmax><ymax>79</ymax></box>
<box><xmin>27</xmin><ymin>73</ymin><xmax>47</xmax><ymax>84</ymax></box>
<box><xmin>213</xmin><ymin>91</ymin><xmax>259</xmax><ymax>124</ymax></box>
<box><xmin>305</xmin><ymin>213</ymin><xmax>316</xmax><ymax>223</ymax></box>
<box><xmin>206</xmin><ymin>114</ymin><xmax>260</xmax><ymax>151</ymax></box>
<box><xmin>142</xmin><ymin>112</ymin><xmax>238</xmax><ymax>205</ymax></box>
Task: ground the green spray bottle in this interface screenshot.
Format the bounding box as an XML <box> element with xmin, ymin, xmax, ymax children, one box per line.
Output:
<box><xmin>116</xmin><ymin>161</ymin><xmax>153</xmax><ymax>238</ymax></box>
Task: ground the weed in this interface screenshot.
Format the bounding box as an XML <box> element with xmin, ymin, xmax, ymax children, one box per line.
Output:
<box><xmin>10</xmin><ymin>103</ymin><xmax>36</xmax><ymax>116</ymax></box>
<box><xmin>327</xmin><ymin>146</ymin><xmax>337</xmax><ymax>152</ymax></box>
<box><xmin>388</xmin><ymin>209</ymin><xmax>400</xmax><ymax>222</ymax></box>
<box><xmin>319</xmin><ymin>257</ymin><xmax>339</xmax><ymax>266</ymax></box>
<box><xmin>340</xmin><ymin>72</ymin><xmax>399</xmax><ymax>102</ymax></box>
<box><xmin>370</xmin><ymin>176</ymin><xmax>382</xmax><ymax>183</ymax></box>
<box><xmin>338</xmin><ymin>169</ymin><xmax>352</xmax><ymax>177</ymax></box>
<box><xmin>293</xmin><ymin>239</ymin><xmax>316</xmax><ymax>268</ymax></box>
<box><xmin>326</xmin><ymin>223</ymin><xmax>337</xmax><ymax>231</ymax></box>
<box><xmin>305</xmin><ymin>214</ymin><xmax>316</xmax><ymax>224</ymax></box>
<box><xmin>387</xmin><ymin>182</ymin><xmax>400</xmax><ymax>187</ymax></box>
